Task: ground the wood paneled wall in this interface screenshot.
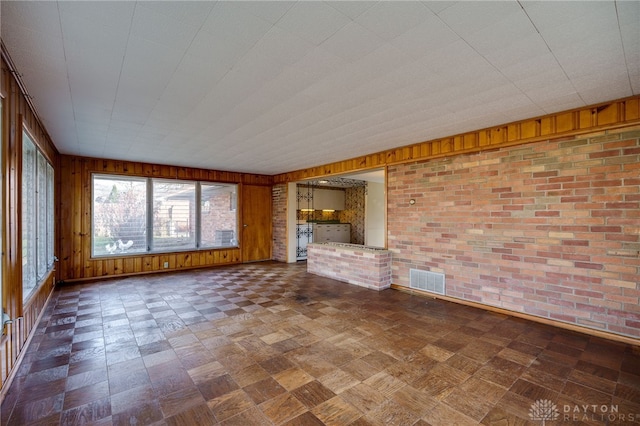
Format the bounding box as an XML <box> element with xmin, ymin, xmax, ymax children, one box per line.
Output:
<box><xmin>58</xmin><ymin>155</ymin><xmax>273</xmax><ymax>282</ymax></box>
<box><xmin>1</xmin><ymin>52</ymin><xmax>59</xmax><ymax>398</ymax></box>
<box><xmin>274</xmin><ymin>96</ymin><xmax>640</xmax><ymax>183</ymax></box>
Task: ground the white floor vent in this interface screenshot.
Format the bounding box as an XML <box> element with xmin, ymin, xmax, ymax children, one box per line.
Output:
<box><xmin>410</xmin><ymin>269</ymin><xmax>445</xmax><ymax>295</ymax></box>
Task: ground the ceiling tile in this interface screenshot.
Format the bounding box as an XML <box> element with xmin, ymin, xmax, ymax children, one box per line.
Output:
<box><xmin>233</xmin><ymin>1</ymin><xmax>295</xmax><ymax>25</ymax></box>
<box><xmin>2</xmin><ymin>1</ymin><xmax>62</xmax><ymax>36</ymax></box>
<box><xmin>462</xmin><ymin>9</ymin><xmax>536</xmax><ymax>56</ymax></box>
<box><xmin>355</xmin><ymin>1</ymin><xmax>434</xmax><ymax>40</ymax></box>
<box><xmin>135</xmin><ymin>1</ymin><xmax>214</xmax><ymax>29</ymax></box>
<box><xmin>60</xmin><ymin>11</ymin><xmax>129</xmax><ymax>59</ymax></box>
<box><xmin>200</xmin><ymin>2</ymin><xmax>273</xmax><ymax>47</ymax></box>
<box><xmin>120</xmin><ymin>36</ymin><xmax>183</xmax><ymax>86</ymax></box>
<box><xmin>326</xmin><ymin>1</ymin><xmax>376</xmax><ymax>19</ymax></box>
<box><xmin>187</xmin><ymin>28</ymin><xmax>251</xmax><ymax>72</ymax></box>
<box><xmin>421</xmin><ymin>1</ymin><xmax>456</xmax><ymax>15</ymax></box>
<box><xmin>521</xmin><ymin>1</ymin><xmax>612</xmax><ymax>33</ymax></box>
<box><xmin>276</xmin><ymin>2</ymin><xmax>351</xmax><ymax>45</ymax></box>
<box><xmin>319</xmin><ymin>22</ymin><xmax>385</xmax><ymax>62</ymax></box>
<box><xmin>249</xmin><ymin>26</ymin><xmax>314</xmax><ymax>67</ymax></box>
<box><xmin>131</xmin><ymin>2</ymin><xmax>202</xmax><ymax>51</ymax></box>
<box><xmin>58</xmin><ymin>1</ymin><xmax>135</xmax><ymax>33</ymax></box>
<box><xmin>390</xmin><ymin>13</ymin><xmax>460</xmax><ymax>59</ymax></box>
<box><xmin>436</xmin><ymin>1</ymin><xmax>523</xmax><ymax>38</ymax></box>
<box><xmin>483</xmin><ymin>34</ymin><xmax>551</xmax><ymax>71</ymax></box>
<box><xmin>2</xmin><ymin>22</ymin><xmax>65</xmax><ymax>64</ymax></box>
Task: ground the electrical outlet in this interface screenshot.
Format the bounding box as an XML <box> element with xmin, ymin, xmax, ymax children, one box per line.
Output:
<box><xmin>163</xmin><ymin>262</ymin><xmax>169</xmax><ymax>268</ymax></box>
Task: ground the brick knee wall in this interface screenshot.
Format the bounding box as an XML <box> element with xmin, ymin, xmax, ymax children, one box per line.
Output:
<box><xmin>307</xmin><ymin>244</ymin><xmax>392</xmax><ymax>290</ymax></box>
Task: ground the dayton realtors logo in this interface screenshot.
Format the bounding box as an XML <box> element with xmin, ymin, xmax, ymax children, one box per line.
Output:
<box><xmin>529</xmin><ymin>399</ymin><xmax>559</xmax><ymax>425</ymax></box>
<box><xmin>529</xmin><ymin>399</ymin><xmax>639</xmax><ymax>423</ymax></box>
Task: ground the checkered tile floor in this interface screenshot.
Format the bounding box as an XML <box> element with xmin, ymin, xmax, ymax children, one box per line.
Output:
<box><xmin>2</xmin><ymin>261</ymin><xmax>639</xmax><ymax>425</ymax></box>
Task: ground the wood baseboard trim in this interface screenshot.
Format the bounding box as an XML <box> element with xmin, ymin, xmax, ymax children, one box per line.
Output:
<box><xmin>58</xmin><ymin>261</ymin><xmax>242</xmax><ymax>285</ymax></box>
<box><xmin>0</xmin><ymin>288</ymin><xmax>56</xmax><ymax>405</ymax></box>
<box><xmin>390</xmin><ymin>284</ymin><xmax>640</xmax><ymax>347</ymax></box>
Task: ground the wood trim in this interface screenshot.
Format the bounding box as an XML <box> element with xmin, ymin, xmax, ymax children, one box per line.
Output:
<box><xmin>0</xmin><ymin>52</ymin><xmax>60</xmax><ymax>397</ymax></box>
<box><xmin>274</xmin><ymin>95</ymin><xmax>640</xmax><ymax>183</ymax></box>
<box><xmin>391</xmin><ymin>284</ymin><xmax>640</xmax><ymax>347</ymax></box>
<box><xmin>0</xmin><ymin>277</ymin><xmax>55</xmax><ymax>404</ymax></box>
<box><xmin>74</xmin><ymin>155</ymin><xmax>273</xmax><ymax>186</ymax></box>
<box><xmin>59</xmin><ymin>261</ymin><xmax>240</xmax><ymax>285</ymax></box>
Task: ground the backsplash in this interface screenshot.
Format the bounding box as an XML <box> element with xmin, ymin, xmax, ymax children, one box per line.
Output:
<box><xmin>339</xmin><ymin>186</ymin><xmax>365</xmax><ymax>245</ymax></box>
<box><xmin>296</xmin><ymin>209</ymin><xmax>340</xmax><ymax>222</ymax></box>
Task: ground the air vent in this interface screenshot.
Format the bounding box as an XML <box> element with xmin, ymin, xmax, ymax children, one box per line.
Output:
<box><xmin>410</xmin><ymin>269</ymin><xmax>445</xmax><ymax>295</ymax></box>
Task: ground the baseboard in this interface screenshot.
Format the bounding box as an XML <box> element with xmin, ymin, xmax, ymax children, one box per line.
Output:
<box><xmin>390</xmin><ymin>284</ymin><xmax>640</xmax><ymax>347</ymax></box>
<box><xmin>0</xmin><ymin>287</ymin><xmax>56</xmax><ymax>406</ymax></box>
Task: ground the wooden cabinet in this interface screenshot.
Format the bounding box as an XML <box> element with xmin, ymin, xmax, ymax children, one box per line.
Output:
<box><xmin>313</xmin><ymin>188</ymin><xmax>345</xmax><ymax>210</ymax></box>
<box><xmin>313</xmin><ymin>223</ymin><xmax>350</xmax><ymax>243</ymax></box>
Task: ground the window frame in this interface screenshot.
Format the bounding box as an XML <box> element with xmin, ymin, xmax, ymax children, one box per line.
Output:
<box><xmin>91</xmin><ymin>174</ymin><xmax>239</xmax><ymax>258</ymax></box>
<box><xmin>151</xmin><ymin>178</ymin><xmax>197</xmax><ymax>253</ymax></box>
<box><xmin>21</xmin><ymin>126</ymin><xmax>55</xmax><ymax>302</ymax></box>
<box><xmin>0</xmin><ymin>96</ymin><xmax>4</xmax><ymax>330</ymax></box>
<box><xmin>91</xmin><ymin>174</ymin><xmax>148</xmax><ymax>257</ymax></box>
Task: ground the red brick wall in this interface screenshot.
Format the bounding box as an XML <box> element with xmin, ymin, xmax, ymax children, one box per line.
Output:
<box><xmin>307</xmin><ymin>243</ymin><xmax>392</xmax><ymax>290</ymax></box>
<box><xmin>272</xmin><ymin>184</ymin><xmax>287</xmax><ymax>262</ymax></box>
<box><xmin>388</xmin><ymin>129</ymin><xmax>640</xmax><ymax>338</ymax></box>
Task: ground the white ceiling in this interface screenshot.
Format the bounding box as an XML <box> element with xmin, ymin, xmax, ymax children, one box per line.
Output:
<box><xmin>2</xmin><ymin>1</ymin><xmax>638</xmax><ymax>175</ymax></box>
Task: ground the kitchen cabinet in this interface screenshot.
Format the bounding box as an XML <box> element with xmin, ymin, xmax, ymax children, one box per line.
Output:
<box><xmin>313</xmin><ymin>188</ymin><xmax>345</xmax><ymax>210</ymax></box>
<box><xmin>313</xmin><ymin>223</ymin><xmax>350</xmax><ymax>243</ymax></box>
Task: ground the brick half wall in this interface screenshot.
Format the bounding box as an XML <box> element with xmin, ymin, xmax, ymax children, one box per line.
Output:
<box><xmin>388</xmin><ymin>129</ymin><xmax>640</xmax><ymax>339</ymax></box>
<box><xmin>307</xmin><ymin>243</ymin><xmax>392</xmax><ymax>291</ymax></box>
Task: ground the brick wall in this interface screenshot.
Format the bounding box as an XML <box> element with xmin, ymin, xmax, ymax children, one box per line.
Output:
<box><xmin>388</xmin><ymin>129</ymin><xmax>640</xmax><ymax>338</ymax></box>
<box><xmin>307</xmin><ymin>243</ymin><xmax>392</xmax><ymax>290</ymax></box>
<box><xmin>272</xmin><ymin>184</ymin><xmax>288</xmax><ymax>262</ymax></box>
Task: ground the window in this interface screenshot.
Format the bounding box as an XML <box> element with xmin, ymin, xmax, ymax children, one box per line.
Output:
<box><xmin>22</xmin><ymin>130</ymin><xmax>55</xmax><ymax>301</ymax></box>
<box><xmin>152</xmin><ymin>180</ymin><xmax>196</xmax><ymax>252</ymax></box>
<box><xmin>0</xmin><ymin>98</ymin><xmax>3</xmax><ymax>325</ymax></box>
<box><xmin>92</xmin><ymin>175</ymin><xmax>238</xmax><ymax>256</ymax></box>
<box><xmin>36</xmin><ymin>151</ymin><xmax>48</xmax><ymax>279</ymax></box>
<box><xmin>47</xmin><ymin>162</ymin><xmax>55</xmax><ymax>269</ymax></box>
<box><xmin>200</xmin><ymin>183</ymin><xmax>238</xmax><ymax>248</ymax></box>
<box><xmin>92</xmin><ymin>176</ymin><xmax>147</xmax><ymax>256</ymax></box>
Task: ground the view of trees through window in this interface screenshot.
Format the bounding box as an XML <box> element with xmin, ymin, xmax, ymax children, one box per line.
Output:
<box><xmin>92</xmin><ymin>175</ymin><xmax>238</xmax><ymax>257</ymax></box>
<box><xmin>93</xmin><ymin>177</ymin><xmax>147</xmax><ymax>256</ymax></box>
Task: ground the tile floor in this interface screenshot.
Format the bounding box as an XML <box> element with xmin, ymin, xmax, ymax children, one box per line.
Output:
<box><xmin>1</xmin><ymin>261</ymin><xmax>639</xmax><ymax>425</ymax></box>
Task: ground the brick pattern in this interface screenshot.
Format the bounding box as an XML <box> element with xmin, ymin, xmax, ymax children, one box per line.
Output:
<box><xmin>272</xmin><ymin>184</ymin><xmax>288</xmax><ymax>262</ymax></box>
<box><xmin>307</xmin><ymin>243</ymin><xmax>392</xmax><ymax>290</ymax></box>
<box><xmin>388</xmin><ymin>129</ymin><xmax>640</xmax><ymax>338</ymax></box>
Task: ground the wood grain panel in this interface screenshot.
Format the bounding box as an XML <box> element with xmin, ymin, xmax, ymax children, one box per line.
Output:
<box><xmin>241</xmin><ymin>184</ymin><xmax>273</xmax><ymax>262</ymax></box>
<box><xmin>1</xmin><ymin>52</ymin><xmax>59</xmax><ymax>402</ymax></box>
<box><xmin>57</xmin><ymin>155</ymin><xmax>272</xmax><ymax>282</ymax></box>
<box><xmin>274</xmin><ymin>95</ymin><xmax>640</xmax><ymax>183</ymax></box>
